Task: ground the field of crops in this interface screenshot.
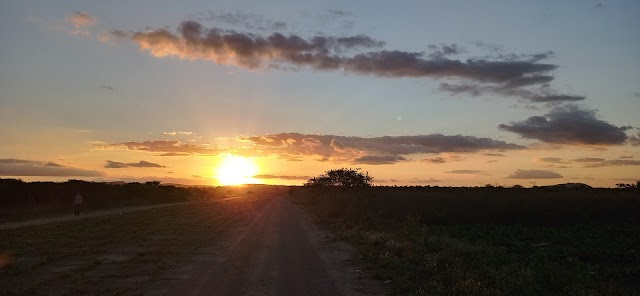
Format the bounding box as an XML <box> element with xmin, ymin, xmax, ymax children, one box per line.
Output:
<box><xmin>291</xmin><ymin>187</ymin><xmax>640</xmax><ymax>295</ymax></box>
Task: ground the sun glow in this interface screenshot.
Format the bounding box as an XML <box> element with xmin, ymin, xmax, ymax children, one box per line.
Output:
<box><xmin>215</xmin><ymin>155</ymin><xmax>258</xmax><ymax>186</ymax></box>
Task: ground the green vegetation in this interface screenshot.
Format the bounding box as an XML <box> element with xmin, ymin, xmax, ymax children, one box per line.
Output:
<box><xmin>304</xmin><ymin>168</ymin><xmax>373</xmax><ymax>188</ymax></box>
<box><xmin>290</xmin><ymin>186</ymin><xmax>640</xmax><ymax>296</ymax></box>
<box><xmin>0</xmin><ymin>193</ymin><xmax>275</xmax><ymax>296</ymax></box>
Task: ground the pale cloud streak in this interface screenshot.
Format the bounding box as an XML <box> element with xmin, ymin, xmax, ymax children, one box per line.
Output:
<box><xmin>65</xmin><ymin>11</ymin><xmax>96</xmax><ymax>36</ymax></box>
<box><xmin>0</xmin><ymin>159</ymin><xmax>104</xmax><ymax>177</ymax></box>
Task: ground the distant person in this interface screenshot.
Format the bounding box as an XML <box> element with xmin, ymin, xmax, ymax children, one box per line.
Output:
<box><xmin>73</xmin><ymin>192</ymin><xmax>83</xmax><ymax>216</ymax></box>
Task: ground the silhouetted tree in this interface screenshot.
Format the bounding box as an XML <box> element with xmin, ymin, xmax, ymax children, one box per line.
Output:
<box><xmin>304</xmin><ymin>168</ymin><xmax>373</xmax><ymax>189</ymax></box>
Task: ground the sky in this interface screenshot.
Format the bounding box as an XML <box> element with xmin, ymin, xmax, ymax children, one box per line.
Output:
<box><xmin>1</xmin><ymin>0</ymin><xmax>639</xmax><ymax>187</ymax></box>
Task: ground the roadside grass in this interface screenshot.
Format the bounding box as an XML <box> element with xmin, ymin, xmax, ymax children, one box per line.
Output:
<box><xmin>0</xmin><ymin>194</ymin><xmax>273</xmax><ymax>296</ymax></box>
<box><xmin>290</xmin><ymin>188</ymin><xmax>640</xmax><ymax>296</ymax></box>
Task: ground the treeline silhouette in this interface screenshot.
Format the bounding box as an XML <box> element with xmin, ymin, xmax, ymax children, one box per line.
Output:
<box><xmin>293</xmin><ymin>186</ymin><xmax>640</xmax><ymax>225</ymax></box>
<box><xmin>0</xmin><ymin>178</ymin><xmax>236</xmax><ymax>222</ymax></box>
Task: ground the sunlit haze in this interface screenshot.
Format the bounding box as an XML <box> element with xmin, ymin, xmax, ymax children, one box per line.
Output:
<box><xmin>1</xmin><ymin>1</ymin><xmax>639</xmax><ymax>187</ymax></box>
<box><xmin>215</xmin><ymin>155</ymin><xmax>258</xmax><ymax>186</ymax></box>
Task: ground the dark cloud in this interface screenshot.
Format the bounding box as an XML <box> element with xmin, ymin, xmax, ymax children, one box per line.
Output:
<box><xmin>255</xmin><ymin>174</ymin><xmax>312</xmax><ymax>181</ymax></box>
<box><xmin>427</xmin><ymin>44</ymin><xmax>463</xmax><ymax>59</ymax></box>
<box><xmin>572</xmin><ymin>157</ymin><xmax>605</xmax><ymax>163</ymax></box>
<box><xmin>327</xmin><ymin>9</ymin><xmax>352</xmax><ymax>18</ymax></box>
<box><xmin>104</xmin><ymin>160</ymin><xmax>166</xmax><ymax>169</ymax></box>
<box><xmin>634</xmin><ymin>92</ymin><xmax>640</xmax><ymax>98</ymax></box>
<box><xmin>99</xmin><ymin>84</ymin><xmax>117</xmax><ymax>91</ymax></box>
<box><xmin>125</xmin><ymin>20</ymin><xmax>564</xmax><ymax>93</ymax></box>
<box><xmin>445</xmin><ymin>170</ymin><xmax>487</xmax><ymax>175</ymax></box>
<box><xmin>0</xmin><ymin>158</ymin><xmax>104</xmax><ymax>177</ymax></box>
<box><xmin>593</xmin><ymin>3</ymin><xmax>606</xmax><ymax>10</ymax></box>
<box><xmin>585</xmin><ymin>159</ymin><xmax>640</xmax><ymax>168</ymax></box>
<box><xmin>95</xmin><ymin>140</ymin><xmax>219</xmax><ymax>154</ymax></box>
<box><xmin>539</xmin><ymin>157</ymin><xmax>570</xmax><ymax>164</ymax></box>
<box><xmin>619</xmin><ymin>155</ymin><xmax>634</xmax><ymax>159</ymax></box>
<box><xmin>439</xmin><ymin>82</ymin><xmax>585</xmax><ymax>103</ymax></box>
<box><xmin>498</xmin><ymin>104</ymin><xmax>631</xmax><ymax>145</ymax></box>
<box><xmin>484</xmin><ymin>153</ymin><xmax>505</xmax><ymax>157</ymax></box>
<box><xmin>422</xmin><ymin>157</ymin><xmax>446</xmax><ymax>163</ymax></box>
<box><xmin>506</xmin><ymin>169</ymin><xmax>563</xmax><ymax>179</ymax></box>
<box><xmin>352</xmin><ymin>155</ymin><xmax>406</xmax><ymax>165</ymax></box>
<box><xmin>239</xmin><ymin>133</ymin><xmax>524</xmax><ymax>164</ymax></box>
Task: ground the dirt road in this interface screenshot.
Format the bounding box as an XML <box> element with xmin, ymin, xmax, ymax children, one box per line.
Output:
<box><xmin>163</xmin><ymin>197</ymin><xmax>383</xmax><ymax>296</ymax></box>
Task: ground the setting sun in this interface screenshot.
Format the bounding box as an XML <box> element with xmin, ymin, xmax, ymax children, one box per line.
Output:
<box><xmin>215</xmin><ymin>155</ymin><xmax>258</xmax><ymax>186</ymax></box>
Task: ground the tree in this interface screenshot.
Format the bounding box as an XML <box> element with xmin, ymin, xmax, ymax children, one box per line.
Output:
<box><xmin>304</xmin><ymin>168</ymin><xmax>373</xmax><ymax>189</ymax></box>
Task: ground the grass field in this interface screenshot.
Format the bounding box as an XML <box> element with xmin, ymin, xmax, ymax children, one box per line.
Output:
<box><xmin>0</xmin><ymin>193</ymin><xmax>274</xmax><ymax>296</ymax></box>
<box><xmin>290</xmin><ymin>187</ymin><xmax>640</xmax><ymax>296</ymax></box>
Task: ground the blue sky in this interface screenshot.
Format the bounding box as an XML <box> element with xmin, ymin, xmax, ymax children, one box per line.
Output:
<box><xmin>1</xmin><ymin>0</ymin><xmax>639</xmax><ymax>186</ymax></box>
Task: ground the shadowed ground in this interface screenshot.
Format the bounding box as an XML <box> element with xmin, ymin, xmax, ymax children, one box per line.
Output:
<box><xmin>165</xmin><ymin>197</ymin><xmax>343</xmax><ymax>296</ymax></box>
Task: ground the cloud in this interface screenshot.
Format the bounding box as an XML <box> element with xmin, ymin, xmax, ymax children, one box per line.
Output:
<box><xmin>255</xmin><ymin>174</ymin><xmax>312</xmax><ymax>180</ymax></box>
<box><xmin>484</xmin><ymin>153</ymin><xmax>505</xmax><ymax>157</ymax></box>
<box><xmin>506</xmin><ymin>169</ymin><xmax>563</xmax><ymax>179</ymax></box>
<box><xmin>629</xmin><ymin>132</ymin><xmax>640</xmax><ymax>146</ymax></box>
<box><xmin>0</xmin><ymin>159</ymin><xmax>104</xmax><ymax>177</ymax></box>
<box><xmin>95</xmin><ymin>140</ymin><xmax>219</xmax><ymax>155</ymax></box>
<box><xmin>422</xmin><ymin>157</ymin><xmax>446</xmax><ymax>163</ymax></box>
<box><xmin>445</xmin><ymin>170</ymin><xmax>487</xmax><ymax>175</ymax></box>
<box><xmin>121</xmin><ymin>20</ymin><xmax>567</xmax><ymax>94</ymax></box>
<box><xmin>239</xmin><ymin>132</ymin><xmax>524</xmax><ymax>163</ymax></box>
<box><xmin>352</xmin><ymin>155</ymin><xmax>406</xmax><ymax>165</ymax></box>
<box><xmin>204</xmin><ymin>11</ymin><xmax>288</xmax><ymax>31</ymax></box>
<box><xmin>157</xmin><ymin>152</ymin><xmax>191</xmax><ymax>156</ymax></box>
<box><xmin>593</xmin><ymin>3</ymin><xmax>607</xmax><ymax>10</ymax></box>
<box><xmin>99</xmin><ymin>84</ymin><xmax>117</xmax><ymax>91</ymax></box>
<box><xmin>104</xmin><ymin>160</ymin><xmax>166</xmax><ymax>169</ymax></box>
<box><xmin>408</xmin><ymin>178</ymin><xmax>442</xmax><ymax>184</ymax></box>
<box><xmin>66</xmin><ymin>11</ymin><xmax>95</xmax><ymax>28</ymax></box>
<box><xmin>427</xmin><ymin>43</ymin><xmax>464</xmax><ymax>59</ymax></box>
<box><xmin>634</xmin><ymin>92</ymin><xmax>640</xmax><ymax>98</ymax></box>
<box><xmin>65</xmin><ymin>11</ymin><xmax>96</xmax><ymax>36</ymax></box>
<box><xmin>584</xmin><ymin>159</ymin><xmax>640</xmax><ymax>168</ymax></box>
<box><xmin>572</xmin><ymin>157</ymin><xmax>605</xmax><ymax>163</ymax></box>
<box><xmin>327</xmin><ymin>9</ymin><xmax>352</xmax><ymax>18</ymax></box>
<box><xmin>162</xmin><ymin>131</ymin><xmax>194</xmax><ymax>136</ymax></box>
<box><xmin>539</xmin><ymin>157</ymin><xmax>570</xmax><ymax>164</ymax></box>
<box><xmin>498</xmin><ymin>104</ymin><xmax>631</xmax><ymax>145</ymax></box>
<box><xmin>619</xmin><ymin>155</ymin><xmax>634</xmax><ymax>159</ymax></box>
<box><xmin>439</xmin><ymin>82</ymin><xmax>585</xmax><ymax>103</ymax></box>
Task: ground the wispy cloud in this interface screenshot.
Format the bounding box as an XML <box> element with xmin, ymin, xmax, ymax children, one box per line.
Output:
<box><xmin>445</xmin><ymin>170</ymin><xmax>488</xmax><ymax>175</ymax></box>
<box><xmin>0</xmin><ymin>159</ymin><xmax>103</xmax><ymax>177</ymax></box>
<box><xmin>255</xmin><ymin>174</ymin><xmax>311</xmax><ymax>181</ymax></box>
<box><xmin>99</xmin><ymin>84</ymin><xmax>117</xmax><ymax>91</ymax></box>
<box><xmin>104</xmin><ymin>160</ymin><xmax>166</xmax><ymax>169</ymax></box>
<box><xmin>95</xmin><ymin>140</ymin><xmax>219</xmax><ymax>155</ymax></box>
<box><xmin>202</xmin><ymin>11</ymin><xmax>288</xmax><ymax>31</ymax></box>
<box><xmin>65</xmin><ymin>11</ymin><xmax>96</xmax><ymax>36</ymax></box>
<box><xmin>162</xmin><ymin>131</ymin><xmax>193</xmax><ymax>136</ymax></box>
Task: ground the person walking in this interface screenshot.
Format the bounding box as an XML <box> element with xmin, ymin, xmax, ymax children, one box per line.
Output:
<box><xmin>73</xmin><ymin>192</ymin><xmax>83</xmax><ymax>216</ymax></box>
